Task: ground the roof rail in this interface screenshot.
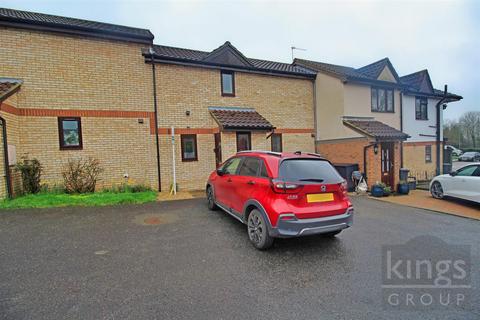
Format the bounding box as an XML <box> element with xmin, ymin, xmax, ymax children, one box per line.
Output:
<box><xmin>306</xmin><ymin>152</ymin><xmax>325</xmax><ymax>158</ymax></box>
<box><xmin>236</xmin><ymin>150</ymin><xmax>282</xmax><ymax>157</ymax></box>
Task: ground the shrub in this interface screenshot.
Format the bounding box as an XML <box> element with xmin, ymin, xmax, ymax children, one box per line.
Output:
<box><xmin>62</xmin><ymin>157</ymin><xmax>104</xmax><ymax>194</ymax></box>
<box><xmin>102</xmin><ymin>184</ymin><xmax>151</xmax><ymax>193</ymax></box>
<box><xmin>15</xmin><ymin>157</ymin><xmax>43</xmax><ymax>194</ymax></box>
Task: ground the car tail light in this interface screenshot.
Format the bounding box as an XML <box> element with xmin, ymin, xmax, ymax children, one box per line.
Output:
<box><xmin>271</xmin><ymin>179</ymin><xmax>302</xmax><ymax>194</ymax></box>
<box><xmin>339</xmin><ymin>180</ymin><xmax>348</xmax><ymax>197</ymax></box>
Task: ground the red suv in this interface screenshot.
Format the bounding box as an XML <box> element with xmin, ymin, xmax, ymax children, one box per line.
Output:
<box><xmin>206</xmin><ymin>151</ymin><xmax>353</xmax><ymax>250</ymax></box>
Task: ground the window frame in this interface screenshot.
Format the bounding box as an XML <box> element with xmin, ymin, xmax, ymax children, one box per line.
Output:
<box><xmin>236</xmin><ymin>132</ymin><xmax>251</xmax><ymax>152</ymax></box>
<box><xmin>415</xmin><ymin>97</ymin><xmax>428</xmax><ymax>120</ymax></box>
<box><xmin>238</xmin><ymin>156</ymin><xmax>262</xmax><ymax>177</ymax></box>
<box><xmin>271</xmin><ymin>133</ymin><xmax>283</xmax><ymax>152</ymax></box>
<box><xmin>371</xmin><ymin>87</ymin><xmax>395</xmax><ymax>113</ymax></box>
<box><xmin>180</xmin><ymin>134</ymin><xmax>198</xmax><ymax>162</ymax></box>
<box><xmin>425</xmin><ymin>145</ymin><xmax>432</xmax><ymax>163</ymax></box>
<box><xmin>220</xmin><ymin>70</ymin><xmax>235</xmax><ymax>97</ymax></box>
<box><xmin>58</xmin><ymin>117</ymin><xmax>83</xmax><ymax>150</ymax></box>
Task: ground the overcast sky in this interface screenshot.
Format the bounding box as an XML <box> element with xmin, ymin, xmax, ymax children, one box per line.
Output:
<box><xmin>3</xmin><ymin>0</ymin><xmax>479</xmax><ymax>120</ymax></box>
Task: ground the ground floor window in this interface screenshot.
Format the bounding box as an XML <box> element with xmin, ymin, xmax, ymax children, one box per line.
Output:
<box><xmin>58</xmin><ymin>117</ymin><xmax>82</xmax><ymax>150</ymax></box>
<box><xmin>425</xmin><ymin>145</ymin><xmax>432</xmax><ymax>163</ymax></box>
<box><xmin>236</xmin><ymin>132</ymin><xmax>251</xmax><ymax>152</ymax></box>
<box><xmin>271</xmin><ymin>133</ymin><xmax>282</xmax><ymax>152</ymax></box>
<box><xmin>181</xmin><ymin>134</ymin><xmax>198</xmax><ymax>161</ymax></box>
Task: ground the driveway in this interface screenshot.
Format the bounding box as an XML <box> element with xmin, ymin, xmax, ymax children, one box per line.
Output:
<box><xmin>0</xmin><ymin>198</ymin><xmax>479</xmax><ymax>319</ymax></box>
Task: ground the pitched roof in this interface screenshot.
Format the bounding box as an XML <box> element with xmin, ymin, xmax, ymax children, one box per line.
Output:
<box><xmin>0</xmin><ymin>78</ymin><xmax>22</xmax><ymax>102</ymax></box>
<box><xmin>343</xmin><ymin>118</ymin><xmax>409</xmax><ymax>141</ymax></box>
<box><xmin>209</xmin><ymin>107</ymin><xmax>274</xmax><ymax>131</ymax></box>
<box><xmin>400</xmin><ymin>70</ymin><xmax>462</xmax><ymax>101</ymax></box>
<box><xmin>294</xmin><ymin>57</ymin><xmax>402</xmax><ymax>86</ymax></box>
<box><xmin>0</xmin><ymin>7</ymin><xmax>153</xmax><ymax>43</ymax></box>
<box><xmin>144</xmin><ymin>42</ymin><xmax>316</xmax><ymax>78</ymax></box>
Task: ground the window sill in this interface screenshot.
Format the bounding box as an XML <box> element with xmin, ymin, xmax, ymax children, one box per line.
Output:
<box><xmin>60</xmin><ymin>146</ymin><xmax>83</xmax><ymax>150</ymax></box>
<box><xmin>371</xmin><ymin>110</ymin><xmax>395</xmax><ymax>113</ymax></box>
<box><xmin>221</xmin><ymin>93</ymin><xmax>235</xmax><ymax>97</ymax></box>
<box><xmin>182</xmin><ymin>158</ymin><xmax>198</xmax><ymax>162</ymax></box>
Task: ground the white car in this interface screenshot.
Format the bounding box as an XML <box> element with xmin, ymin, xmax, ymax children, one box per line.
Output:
<box><xmin>445</xmin><ymin>145</ymin><xmax>463</xmax><ymax>157</ymax></box>
<box><xmin>430</xmin><ymin>163</ymin><xmax>480</xmax><ymax>204</ymax></box>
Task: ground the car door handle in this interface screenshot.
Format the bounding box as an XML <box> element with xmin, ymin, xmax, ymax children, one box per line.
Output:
<box><xmin>247</xmin><ymin>180</ymin><xmax>256</xmax><ymax>185</ymax></box>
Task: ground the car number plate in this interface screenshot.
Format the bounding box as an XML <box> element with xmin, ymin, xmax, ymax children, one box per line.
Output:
<box><xmin>307</xmin><ymin>193</ymin><xmax>334</xmax><ymax>203</ymax></box>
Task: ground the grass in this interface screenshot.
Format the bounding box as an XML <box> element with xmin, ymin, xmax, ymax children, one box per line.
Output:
<box><xmin>0</xmin><ymin>190</ymin><xmax>157</xmax><ymax>210</ymax></box>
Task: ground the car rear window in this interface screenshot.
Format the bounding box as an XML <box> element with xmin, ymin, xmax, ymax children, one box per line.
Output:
<box><xmin>278</xmin><ymin>159</ymin><xmax>343</xmax><ymax>183</ymax></box>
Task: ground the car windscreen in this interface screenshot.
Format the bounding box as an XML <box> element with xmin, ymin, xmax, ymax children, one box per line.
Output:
<box><xmin>463</xmin><ymin>152</ymin><xmax>476</xmax><ymax>156</ymax></box>
<box><xmin>278</xmin><ymin>159</ymin><xmax>344</xmax><ymax>183</ymax></box>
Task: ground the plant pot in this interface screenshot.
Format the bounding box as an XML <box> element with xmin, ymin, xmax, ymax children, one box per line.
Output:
<box><xmin>371</xmin><ymin>185</ymin><xmax>384</xmax><ymax>197</ymax></box>
<box><xmin>397</xmin><ymin>183</ymin><xmax>410</xmax><ymax>195</ymax></box>
<box><xmin>383</xmin><ymin>190</ymin><xmax>391</xmax><ymax>197</ymax></box>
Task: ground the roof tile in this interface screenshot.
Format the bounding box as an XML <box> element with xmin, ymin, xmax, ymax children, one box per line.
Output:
<box><xmin>210</xmin><ymin>107</ymin><xmax>274</xmax><ymax>130</ymax></box>
<box><xmin>343</xmin><ymin>119</ymin><xmax>409</xmax><ymax>140</ymax></box>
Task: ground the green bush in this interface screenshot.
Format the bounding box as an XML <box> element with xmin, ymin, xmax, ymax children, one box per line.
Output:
<box><xmin>15</xmin><ymin>157</ymin><xmax>43</xmax><ymax>194</ymax></box>
<box><xmin>102</xmin><ymin>184</ymin><xmax>152</xmax><ymax>193</ymax></box>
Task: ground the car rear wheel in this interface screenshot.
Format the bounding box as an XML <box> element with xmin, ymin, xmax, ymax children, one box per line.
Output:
<box><xmin>206</xmin><ymin>186</ymin><xmax>218</xmax><ymax>211</ymax></box>
<box><xmin>247</xmin><ymin>209</ymin><xmax>274</xmax><ymax>250</ymax></box>
<box><xmin>431</xmin><ymin>181</ymin><xmax>444</xmax><ymax>199</ymax></box>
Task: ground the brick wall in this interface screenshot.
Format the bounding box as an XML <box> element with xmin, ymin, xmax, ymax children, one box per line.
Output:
<box><xmin>317</xmin><ymin>138</ymin><xmax>401</xmax><ymax>190</ymax></box>
<box><xmin>403</xmin><ymin>141</ymin><xmax>438</xmax><ymax>181</ymax></box>
<box><xmin>0</xmin><ymin>27</ymin><xmax>158</xmax><ymax>197</ymax></box>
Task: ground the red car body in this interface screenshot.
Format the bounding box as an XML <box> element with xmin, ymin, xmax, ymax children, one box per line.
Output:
<box><xmin>206</xmin><ymin>151</ymin><xmax>354</xmax><ymax>249</ymax></box>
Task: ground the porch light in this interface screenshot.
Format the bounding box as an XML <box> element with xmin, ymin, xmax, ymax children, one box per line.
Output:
<box><xmin>373</xmin><ymin>144</ymin><xmax>379</xmax><ymax>154</ymax></box>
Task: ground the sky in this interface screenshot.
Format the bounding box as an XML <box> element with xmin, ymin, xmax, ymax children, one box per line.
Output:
<box><xmin>2</xmin><ymin>0</ymin><xmax>479</xmax><ymax>120</ymax></box>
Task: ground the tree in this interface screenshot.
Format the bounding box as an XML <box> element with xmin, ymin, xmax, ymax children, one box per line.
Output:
<box><xmin>459</xmin><ymin>111</ymin><xmax>480</xmax><ymax>148</ymax></box>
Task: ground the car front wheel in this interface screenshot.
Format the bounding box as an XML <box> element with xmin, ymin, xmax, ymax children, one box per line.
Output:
<box><xmin>206</xmin><ymin>186</ymin><xmax>218</xmax><ymax>210</ymax></box>
<box><xmin>431</xmin><ymin>181</ymin><xmax>444</xmax><ymax>199</ymax></box>
<box><xmin>247</xmin><ymin>209</ymin><xmax>274</xmax><ymax>250</ymax></box>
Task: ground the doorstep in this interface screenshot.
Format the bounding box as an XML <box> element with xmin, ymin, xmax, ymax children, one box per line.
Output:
<box><xmin>369</xmin><ymin>190</ymin><xmax>480</xmax><ymax>220</ymax></box>
<box><xmin>157</xmin><ymin>190</ymin><xmax>205</xmax><ymax>202</ymax></box>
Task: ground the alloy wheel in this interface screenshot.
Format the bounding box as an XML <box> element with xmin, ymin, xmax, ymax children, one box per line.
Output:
<box><xmin>431</xmin><ymin>182</ymin><xmax>444</xmax><ymax>199</ymax></box>
<box><xmin>248</xmin><ymin>213</ymin><xmax>263</xmax><ymax>245</ymax></box>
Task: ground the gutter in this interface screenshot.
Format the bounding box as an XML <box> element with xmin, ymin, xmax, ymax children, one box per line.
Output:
<box><xmin>149</xmin><ymin>47</ymin><xmax>162</xmax><ymax>192</ymax></box>
<box><xmin>435</xmin><ymin>85</ymin><xmax>448</xmax><ymax>176</ymax></box>
<box><xmin>399</xmin><ymin>91</ymin><xmax>404</xmax><ymax>168</ymax></box>
<box><xmin>312</xmin><ymin>77</ymin><xmax>318</xmax><ymax>147</ymax></box>
<box><xmin>363</xmin><ymin>142</ymin><xmax>376</xmax><ymax>184</ymax></box>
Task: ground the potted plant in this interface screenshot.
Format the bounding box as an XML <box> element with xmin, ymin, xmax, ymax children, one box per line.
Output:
<box><xmin>383</xmin><ymin>186</ymin><xmax>392</xmax><ymax>197</ymax></box>
<box><xmin>371</xmin><ymin>182</ymin><xmax>385</xmax><ymax>197</ymax></box>
<box><xmin>397</xmin><ymin>180</ymin><xmax>410</xmax><ymax>195</ymax></box>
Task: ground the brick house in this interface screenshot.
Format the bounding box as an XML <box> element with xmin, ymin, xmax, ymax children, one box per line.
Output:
<box><xmin>399</xmin><ymin>70</ymin><xmax>462</xmax><ymax>181</ymax></box>
<box><xmin>294</xmin><ymin>58</ymin><xmax>409</xmax><ymax>189</ymax></box>
<box><xmin>0</xmin><ymin>8</ymin><xmax>316</xmax><ymax>197</ymax></box>
<box><xmin>145</xmin><ymin>41</ymin><xmax>316</xmax><ymax>191</ymax></box>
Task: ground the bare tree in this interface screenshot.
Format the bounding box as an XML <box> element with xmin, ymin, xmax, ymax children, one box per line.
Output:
<box><xmin>459</xmin><ymin>111</ymin><xmax>480</xmax><ymax>148</ymax></box>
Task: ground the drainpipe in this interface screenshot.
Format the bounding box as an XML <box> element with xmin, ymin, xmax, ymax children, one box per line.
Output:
<box><xmin>0</xmin><ymin>107</ymin><xmax>12</xmax><ymax>198</ymax></box>
<box><xmin>435</xmin><ymin>85</ymin><xmax>448</xmax><ymax>176</ymax></box>
<box><xmin>312</xmin><ymin>78</ymin><xmax>318</xmax><ymax>151</ymax></box>
<box><xmin>399</xmin><ymin>91</ymin><xmax>404</xmax><ymax>168</ymax></box>
<box><xmin>149</xmin><ymin>47</ymin><xmax>162</xmax><ymax>192</ymax></box>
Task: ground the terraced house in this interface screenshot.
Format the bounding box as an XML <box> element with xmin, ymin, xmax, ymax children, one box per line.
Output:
<box><xmin>294</xmin><ymin>58</ymin><xmax>461</xmax><ymax>189</ymax></box>
<box><xmin>0</xmin><ymin>8</ymin><xmax>315</xmax><ymax>197</ymax></box>
<box><xmin>0</xmin><ymin>7</ymin><xmax>461</xmax><ymax>198</ymax></box>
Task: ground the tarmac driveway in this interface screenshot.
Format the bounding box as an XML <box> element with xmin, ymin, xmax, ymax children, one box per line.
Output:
<box><xmin>0</xmin><ymin>197</ymin><xmax>479</xmax><ymax>319</ymax></box>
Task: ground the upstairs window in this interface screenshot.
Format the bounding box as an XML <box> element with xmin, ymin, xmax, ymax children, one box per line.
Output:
<box><xmin>371</xmin><ymin>87</ymin><xmax>394</xmax><ymax>112</ymax></box>
<box><xmin>181</xmin><ymin>134</ymin><xmax>198</xmax><ymax>161</ymax></box>
<box><xmin>58</xmin><ymin>117</ymin><xmax>82</xmax><ymax>150</ymax></box>
<box><xmin>415</xmin><ymin>97</ymin><xmax>428</xmax><ymax>120</ymax></box>
<box><xmin>425</xmin><ymin>145</ymin><xmax>432</xmax><ymax>163</ymax></box>
<box><xmin>271</xmin><ymin>133</ymin><xmax>282</xmax><ymax>152</ymax></box>
<box><xmin>221</xmin><ymin>70</ymin><xmax>235</xmax><ymax>96</ymax></box>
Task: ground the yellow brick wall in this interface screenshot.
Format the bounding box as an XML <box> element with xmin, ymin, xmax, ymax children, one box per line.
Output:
<box><xmin>403</xmin><ymin>142</ymin><xmax>438</xmax><ymax>181</ymax></box>
<box><xmin>0</xmin><ymin>27</ymin><xmax>153</xmax><ymax>112</ymax></box>
<box><xmin>0</xmin><ymin>27</ymin><xmax>158</xmax><ymax>196</ymax></box>
<box><xmin>155</xmin><ymin>64</ymin><xmax>315</xmax><ymax>191</ymax></box>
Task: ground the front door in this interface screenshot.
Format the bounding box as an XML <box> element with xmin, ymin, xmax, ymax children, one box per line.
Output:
<box><xmin>381</xmin><ymin>142</ymin><xmax>394</xmax><ymax>187</ymax></box>
<box><xmin>214</xmin><ymin>133</ymin><xmax>222</xmax><ymax>168</ymax></box>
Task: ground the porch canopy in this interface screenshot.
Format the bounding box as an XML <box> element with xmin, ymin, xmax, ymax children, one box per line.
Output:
<box><xmin>343</xmin><ymin>117</ymin><xmax>409</xmax><ymax>141</ymax></box>
<box><xmin>0</xmin><ymin>78</ymin><xmax>22</xmax><ymax>102</ymax></box>
<box><xmin>209</xmin><ymin>107</ymin><xmax>274</xmax><ymax>131</ymax></box>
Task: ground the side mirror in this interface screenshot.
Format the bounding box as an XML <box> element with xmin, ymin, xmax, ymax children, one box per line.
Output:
<box><xmin>216</xmin><ymin>168</ymin><xmax>225</xmax><ymax>176</ymax></box>
<box><xmin>449</xmin><ymin>171</ymin><xmax>457</xmax><ymax>177</ymax></box>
